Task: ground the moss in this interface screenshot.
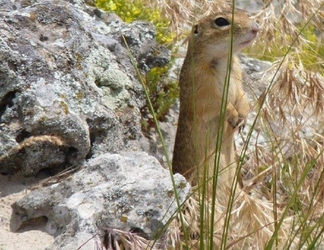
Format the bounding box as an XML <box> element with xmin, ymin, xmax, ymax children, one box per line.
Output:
<box><xmin>40</xmin><ymin>116</ymin><xmax>47</xmax><ymax>124</ymax></box>
<box><xmin>167</xmin><ymin>190</ymin><xmax>174</xmax><ymax>197</ymax></box>
<box><xmin>76</xmin><ymin>91</ymin><xmax>83</xmax><ymax>100</ymax></box>
<box><xmin>178</xmin><ymin>181</ymin><xmax>187</xmax><ymax>189</ymax></box>
<box><xmin>144</xmin><ymin>64</ymin><xmax>179</xmax><ymax>121</ymax></box>
<box><xmin>60</xmin><ymin>101</ymin><xmax>69</xmax><ymax>114</ymax></box>
<box><xmin>96</xmin><ymin>0</ymin><xmax>174</xmax><ymax>45</ymax></box>
<box><xmin>96</xmin><ymin>0</ymin><xmax>179</xmax><ymax>128</ymax></box>
<box><xmin>29</xmin><ymin>12</ymin><xmax>37</xmax><ymax>21</ymax></box>
<box><xmin>119</xmin><ymin>215</ymin><xmax>128</xmax><ymax>223</ymax></box>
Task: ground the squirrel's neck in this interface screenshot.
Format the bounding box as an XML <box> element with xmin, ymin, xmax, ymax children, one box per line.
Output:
<box><xmin>182</xmin><ymin>52</ymin><xmax>241</xmax><ymax>85</ymax></box>
<box><xmin>179</xmin><ymin>53</ymin><xmax>242</xmax><ymax>120</ymax></box>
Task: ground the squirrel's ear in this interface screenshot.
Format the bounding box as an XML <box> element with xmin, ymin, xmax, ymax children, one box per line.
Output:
<box><xmin>193</xmin><ymin>24</ymin><xmax>199</xmax><ymax>36</ymax></box>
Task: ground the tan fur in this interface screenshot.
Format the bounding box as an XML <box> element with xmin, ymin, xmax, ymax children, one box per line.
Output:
<box><xmin>172</xmin><ymin>9</ymin><xmax>258</xmax><ymax>189</ymax></box>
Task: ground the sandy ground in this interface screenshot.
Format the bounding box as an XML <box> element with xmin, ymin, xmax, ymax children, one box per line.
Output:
<box><xmin>0</xmin><ymin>174</ymin><xmax>54</xmax><ymax>250</ymax></box>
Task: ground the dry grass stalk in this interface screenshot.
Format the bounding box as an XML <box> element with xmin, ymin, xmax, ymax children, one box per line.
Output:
<box><xmin>124</xmin><ymin>0</ymin><xmax>324</xmax><ymax>248</ymax></box>
<box><xmin>101</xmin><ymin>227</ymin><xmax>162</xmax><ymax>250</ymax></box>
<box><xmin>152</xmin><ymin>0</ymin><xmax>231</xmax><ymax>34</ymax></box>
<box><xmin>264</xmin><ymin>57</ymin><xmax>324</xmax><ymax>118</ymax></box>
<box><xmin>159</xmin><ymin>0</ymin><xmax>324</xmax><ymax>248</ymax></box>
<box><xmin>165</xmin><ymin>188</ymin><xmax>295</xmax><ymax>249</ymax></box>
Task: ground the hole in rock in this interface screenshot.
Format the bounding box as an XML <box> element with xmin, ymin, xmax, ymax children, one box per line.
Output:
<box><xmin>0</xmin><ymin>90</ymin><xmax>18</xmax><ymax>118</ymax></box>
<box><xmin>85</xmin><ymin>132</ymin><xmax>96</xmax><ymax>160</ymax></box>
<box><xmin>15</xmin><ymin>129</ymin><xmax>32</xmax><ymax>143</ymax></box>
<box><xmin>15</xmin><ymin>216</ymin><xmax>49</xmax><ymax>233</ymax></box>
<box><xmin>129</xmin><ymin>227</ymin><xmax>149</xmax><ymax>239</ymax></box>
<box><xmin>67</xmin><ymin>146</ymin><xmax>78</xmax><ymax>160</ymax></box>
<box><xmin>36</xmin><ymin>167</ymin><xmax>57</xmax><ymax>179</ymax></box>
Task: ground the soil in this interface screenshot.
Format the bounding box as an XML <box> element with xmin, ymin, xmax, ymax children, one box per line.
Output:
<box><xmin>0</xmin><ymin>173</ymin><xmax>54</xmax><ymax>250</ymax></box>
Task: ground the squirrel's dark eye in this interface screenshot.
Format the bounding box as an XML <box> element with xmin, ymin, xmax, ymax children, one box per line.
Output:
<box><xmin>214</xmin><ymin>17</ymin><xmax>230</xmax><ymax>27</ymax></box>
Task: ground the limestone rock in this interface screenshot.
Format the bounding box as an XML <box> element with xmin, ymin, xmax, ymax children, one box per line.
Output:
<box><xmin>11</xmin><ymin>152</ymin><xmax>190</xmax><ymax>249</ymax></box>
<box><xmin>0</xmin><ymin>0</ymin><xmax>170</xmax><ymax>175</ymax></box>
<box><xmin>0</xmin><ymin>0</ymin><xmax>186</xmax><ymax>249</ymax></box>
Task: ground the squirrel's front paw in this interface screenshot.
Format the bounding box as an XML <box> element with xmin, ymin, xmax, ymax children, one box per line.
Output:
<box><xmin>228</xmin><ymin>115</ymin><xmax>245</xmax><ymax>131</ymax></box>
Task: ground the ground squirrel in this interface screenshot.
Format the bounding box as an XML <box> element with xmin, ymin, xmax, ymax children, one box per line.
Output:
<box><xmin>172</xmin><ymin>9</ymin><xmax>258</xmax><ymax>187</ymax></box>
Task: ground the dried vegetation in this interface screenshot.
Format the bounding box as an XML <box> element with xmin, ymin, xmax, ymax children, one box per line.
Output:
<box><xmin>162</xmin><ymin>0</ymin><xmax>324</xmax><ymax>249</ymax></box>
<box><xmin>94</xmin><ymin>0</ymin><xmax>324</xmax><ymax>249</ymax></box>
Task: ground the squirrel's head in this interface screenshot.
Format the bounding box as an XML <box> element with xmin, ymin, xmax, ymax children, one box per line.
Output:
<box><xmin>188</xmin><ymin>9</ymin><xmax>259</xmax><ymax>60</ymax></box>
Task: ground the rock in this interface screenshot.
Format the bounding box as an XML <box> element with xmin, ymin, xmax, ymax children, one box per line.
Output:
<box><xmin>146</xmin><ymin>102</ymin><xmax>179</xmax><ymax>167</ymax></box>
<box><xmin>0</xmin><ymin>0</ymin><xmax>171</xmax><ymax>175</ymax></box>
<box><xmin>0</xmin><ymin>0</ymin><xmax>186</xmax><ymax>249</ymax></box>
<box><xmin>11</xmin><ymin>152</ymin><xmax>190</xmax><ymax>249</ymax></box>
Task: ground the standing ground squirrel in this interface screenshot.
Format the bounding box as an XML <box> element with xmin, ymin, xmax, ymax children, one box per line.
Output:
<box><xmin>172</xmin><ymin>8</ymin><xmax>259</xmax><ymax>187</ymax></box>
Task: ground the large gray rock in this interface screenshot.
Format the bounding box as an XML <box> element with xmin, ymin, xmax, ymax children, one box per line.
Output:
<box><xmin>11</xmin><ymin>152</ymin><xmax>190</xmax><ymax>249</ymax></box>
<box><xmin>0</xmin><ymin>0</ymin><xmax>170</xmax><ymax>175</ymax></box>
<box><xmin>0</xmin><ymin>0</ymin><xmax>185</xmax><ymax>249</ymax></box>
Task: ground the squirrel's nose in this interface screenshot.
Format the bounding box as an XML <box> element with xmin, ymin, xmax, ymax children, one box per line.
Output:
<box><xmin>251</xmin><ymin>23</ymin><xmax>259</xmax><ymax>34</ymax></box>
